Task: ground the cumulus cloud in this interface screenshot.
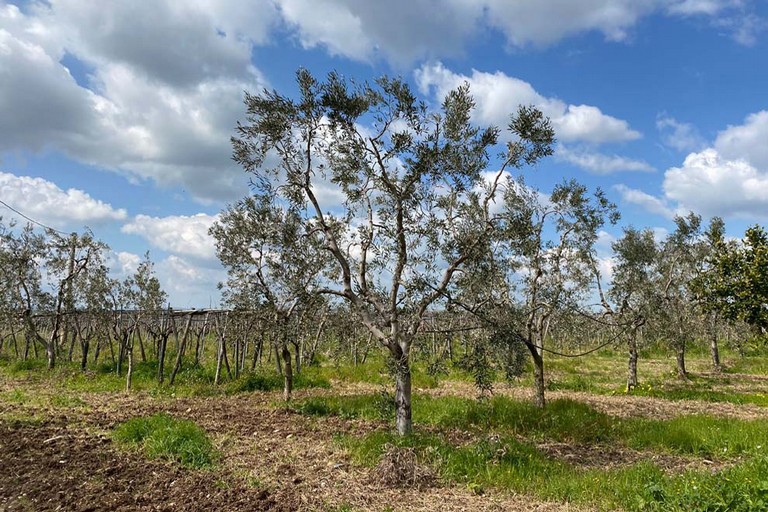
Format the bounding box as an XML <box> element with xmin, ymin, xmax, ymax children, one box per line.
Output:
<box><xmin>275</xmin><ymin>0</ymin><xmax>756</xmax><ymax>62</ymax></box>
<box><xmin>557</xmin><ymin>146</ymin><xmax>654</xmax><ymax>174</ymax></box>
<box><xmin>0</xmin><ymin>1</ymin><xmax>266</xmax><ymax>203</ymax></box>
<box><xmin>104</xmin><ymin>250</ymin><xmax>224</xmax><ymax>307</ymax></box>
<box><xmin>416</xmin><ymin>63</ymin><xmax>641</xmax><ymax>144</ymax></box>
<box><xmin>618</xmin><ymin>108</ymin><xmax>768</xmax><ymax>220</ymax></box>
<box><xmin>0</xmin><ymin>5</ymin><xmax>100</xmax><ymax>153</ymax></box>
<box><xmin>121</xmin><ymin>213</ymin><xmax>219</xmax><ymax>261</ymax></box>
<box><xmin>666</xmin><ymin>0</ymin><xmax>733</xmax><ymax>16</ymax></box>
<box><xmin>32</xmin><ymin>0</ymin><xmax>274</xmax><ymax>87</ymax></box>
<box><xmin>277</xmin><ymin>0</ymin><xmax>481</xmax><ymax>64</ymax></box>
<box><xmin>714</xmin><ymin>110</ymin><xmax>768</xmax><ymax>171</ymax></box>
<box><xmin>156</xmin><ymin>255</ymin><xmax>225</xmax><ymax>308</ymax></box>
<box><xmin>663</xmin><ymin>149</ymin><xmax>768</xmax><ymax>218</ymax></box>
<box><xmin>484</xmin><ymin>0</ymin><xmax>749</xmax><ymax>48</ymax></box>
<box><xmin>0</xmin><ymin>171</ymin><xmax>127</xmax><ymax>228</ymax></box>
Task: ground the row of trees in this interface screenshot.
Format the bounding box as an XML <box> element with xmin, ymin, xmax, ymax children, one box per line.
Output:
<box><xmin>2</xmin><ymin>70</ymin><xmax>766</xmax><ymax>436</ymax></box>
<box><xmin>0</xmin><ymin>222</ymin><xmax>165</xmax><ymax>376</ymax></box>
<box><xmin>212</xmin><ymin>69</ymin><xmax>768</xmax><ymax>435</ymax></box>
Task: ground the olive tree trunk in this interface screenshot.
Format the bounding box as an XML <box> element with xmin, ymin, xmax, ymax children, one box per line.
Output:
<box><xmin>627</xmin><ymin>332</ymin><xmax>638</xmax><ymax>392</ymax></box>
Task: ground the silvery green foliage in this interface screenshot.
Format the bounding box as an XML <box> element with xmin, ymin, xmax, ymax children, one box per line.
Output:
<box><xmin>222</xmin><ymin>69</ymin><xmax>554</xmax><ymax>431</ymax></box>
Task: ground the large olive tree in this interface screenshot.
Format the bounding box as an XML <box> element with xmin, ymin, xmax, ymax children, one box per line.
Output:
<box><xmin>226</xmin><ymin>69</ymin><xmax>553</xmax><ymax>434</ymax></box>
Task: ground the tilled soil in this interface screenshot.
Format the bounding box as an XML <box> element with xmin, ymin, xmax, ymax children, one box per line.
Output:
<box><xmin>1</xmin><ymin>373</ymin><xmax>765</xmax><ymax>511</ymax></box>
<box><xmin>0</xmin><ymin>418</ymin><xmax>292</xmax><ymax>512</ymax></box>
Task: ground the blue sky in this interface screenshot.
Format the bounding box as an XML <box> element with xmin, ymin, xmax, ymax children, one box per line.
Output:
<box><xmin>1</xmin><ymin>0</ymin><xmax>767</xmax><ymax>306</ymax></box>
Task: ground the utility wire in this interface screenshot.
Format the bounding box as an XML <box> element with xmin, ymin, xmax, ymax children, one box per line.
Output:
<box><xmin>0</xmin><ymin>199</ymin><xmax>70</xmax><ymax>236</ymax></box>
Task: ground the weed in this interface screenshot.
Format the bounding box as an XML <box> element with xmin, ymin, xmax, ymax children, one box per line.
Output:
<box><xmin>1</xmin><ymin>389</ymin><xmax>29</xmax><ymax>404</ymax></box>
<box><xmin>9</xmin><ymin>359</ymin><xmax>45</xmax><ymax>373</ymax></box>
<box><xmin>50</xmin><ymin>394</ymin><xmax>87</xmax><ymax>408</ymax></box>
<box><xmin>113</xmin><ymin>413</ymin><xmax>216</xmax><ymax>468</ymax></box>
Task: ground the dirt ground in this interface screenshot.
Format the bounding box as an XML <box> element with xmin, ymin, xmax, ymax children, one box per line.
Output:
<box><xmin>0</xmin><ymin>375</ymin><xmax>764</xmax><ymax>512</ymax></box>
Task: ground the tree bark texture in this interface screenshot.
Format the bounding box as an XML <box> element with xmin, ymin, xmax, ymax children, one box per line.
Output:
<box><xmin>626</xmin><ymin>333</ymin><xmax>638</xmax><ymax>392</ymax></box>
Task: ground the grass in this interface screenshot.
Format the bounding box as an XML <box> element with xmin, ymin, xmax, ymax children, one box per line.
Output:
<box><xmin>225</xmin><ymin>367</ymin><xmax>332</xmax><ymax>394</ymax></box>
<box><xmin>0</xmin><ymin>356</ymin><xmax>333</xmax><ymax>397</ymax></box>
<box><xmin>4</xmin><ymin>346</ymin><xmax>768</xmax><ymax>510</ymax></box>
<box><xmin>113</xmin><ymin>413</ymin><xmax>216</xmax><ymax>468</ymax></box>
<box><xmin>300</xmin><ymin>393</ymin><xmax>768</xmax><ymax>457</ymax></box>
<box><xmin>628</xmin><ymin>381</ymin><xmax>768</xmax><ymax>407</ymax></box>
<box><xmin>340</xmin><ymin>428</ymin><xmax>768</xmax><ymax>511</ymax></box>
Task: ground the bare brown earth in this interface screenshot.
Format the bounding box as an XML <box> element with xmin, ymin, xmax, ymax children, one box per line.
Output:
<box><xmin>0</xmin><ymin>374</ymin><xmax>764</xmax><ymax>512</ymax></box>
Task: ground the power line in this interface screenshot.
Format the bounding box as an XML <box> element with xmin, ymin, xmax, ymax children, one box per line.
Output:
<box><xmin>0</xmin><ymin>199</ymin><xmax>70</xmax><ymax>236</ymax></box>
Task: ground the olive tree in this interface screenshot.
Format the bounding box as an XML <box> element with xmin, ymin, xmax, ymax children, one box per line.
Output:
<box><xmin>121</xmin><ymin>253</ymin><xmax>166</xmax><ymax>389</ymax></box>
<box><xmin>607</xmin><ymin>227</ymin><xmax>657</xmax><ymax>391</ymax></box>
<box><xmin>0</xmin><ymin>222</ymin><xmax>52</xmax><ymax>360</ymax></box>
<box><xmin>498</xmin><ymin>180</ymin><xmax>619</xmax><ymax>407</ymax></box>
<box><xmin>228</xmin><ymin>69</ymin><xmax>553</xmax><ymax>434</ymax></box>
<box><xmin>211</xmin><ymin>195</ymin><xmax>326</xmax><ymax>401</ymax></box>
<box><xmin>45</xmin><ymin>231</ymin><xmax>108</xmax><ymax>369</ymax></box>
<box><xmin>653</xmin><ymin>213</ymin><xmax>703</xmax><ymax>379</ymax></box>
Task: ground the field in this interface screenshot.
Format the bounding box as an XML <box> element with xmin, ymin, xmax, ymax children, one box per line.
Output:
<box><xmin>2</xmin><ymin>349</ymin><xmax>768</xmax><ymax>511</ymax></box>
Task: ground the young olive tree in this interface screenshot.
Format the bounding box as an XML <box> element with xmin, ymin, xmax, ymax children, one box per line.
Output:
<box><xmin>0</xmin><ymin>222</ymin><xmax>52</xmax><ymax>360</ymax></box>
<box><xmin>499</xmin><ymin>180</ymin><xmax>619</xmax><ymax>407</ymax></box>
<box><xmin>229</xmin><ymin>69</ymin><xmax>553</xmax><ymax>434</ymax></box>
<box><xmin>45</xmin><ymin>231</ymin><xmax>108</xmax><ymax>369</ymax></box>
<box><xmin>688</xmin><ymin>217</ymin><xmax>729</xmax><ymax>370</ymax></box>
<box><xmin>211</xmin><ymin>196</ymin><xmax>326</xmax><ymax>401</ymax></box>
<box><xmin>653</xmin><ymin>213</ymin><xmax>704</xmax><ymax>379</ymax></box>
<box><xmin>122</xmin><ymin>253</ymin><xmax>167</xmax><ymax>389</ymax></box>
<box><xmin>606</xmin><ymin>227</ymin><xmax>657</xmax><ymax>391</ymax></box>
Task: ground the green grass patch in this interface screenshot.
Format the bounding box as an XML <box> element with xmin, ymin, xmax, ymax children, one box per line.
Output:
<box><xmin>113</xmin><ymin>413</ymin><xmax>216</xmax><ymax>468</ymax></box>
<box><xmin>225</xmin><ymin>368</ymin><xmax>331</xmax><ymax>394</ymax></box>
<box><xmin>299</xmin><ymin>393</ymin><xmax>768</xmax><ymax>458</ymax></box>
<box><xmin>625</xmin><ymin>415</ymin><xmax>768</xmax><ymax>458</ymax></box>
<box><xmin>342</xmin><ymin>430</ymin><xmax>768</xmax><ymax>511</ymax></box>
<box><xmin>294</xmin><ymin>394</ymin><xmax>390</xmax><ymax>420</ymax></box>
<box><xmin>9</xmin><ymin>359</ymin><xmax>46</xmax><ymax>373</ymax></box>
<box><xmin>626</xmin><ymin>380</ymin><xmax>768</xmax><ymax>407</ymax></box>
<box><xmin>727</xmin><ymin>356</ymin><xmax>768</xmax><ymax>375</ymax></box>
<box><xmin>0</xmin><ymin>389</ymin><xmax>29</xmax><ymax>404</ymax></box>
<box><xmin>49</xmin><ymin>393</ymin><xmax>87</xmax><ymax>408</ymax></box>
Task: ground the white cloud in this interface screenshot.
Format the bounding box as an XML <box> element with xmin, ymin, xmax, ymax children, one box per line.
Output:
<box><xmin>663</xmin><ymin>148</ymin><xmax>768</xmax><ymax>218</ymax></box>
<box><xmin>712</xmin><ymin>11</ymin><xmax>766</xmax><ymax>46</ymax></box>
<box><xmin>277</xmin><ymin>0</ymin><xmax>481</xmax><ymax>64</ymax></box>
<box><xmin>482</xmin><ymin>0</ymin><xmax>657</xmax><ymax>46</ymax></box>
<box><xmin>619</xmin><ymin>109</ymin><xmax>768</xmax><ymax>220</ymax></box>
<box><xmin>666</xmin><ymin>0</ymin><xmax>732</xmax><ymax>16</ymax></box>
<box><xmin>481</xmin><ymin>0</ymin><xmax>747</xmax><ymax>47</ymax></box>
<box><xmin>614</xmin><ymin>184</ymin><xmax>676</xmax><ymax>218</ymax></box>
<box><xmin>0</xmin><ymin>172</ymin><xmax>127</xmax><ymax>228</ymax></box>
<box><xmin>277</xmin><ymin>0</ymin><xmax>753</xmax><ymax>61</ymax></box>
<box><xmin>33</xmin><ymin>0</ymin><xmax>275</xmax><ymax>87</ymax></box>
<box><xmin>0</xmin><ymin>2</ymin><xmax>266</xmax><ymax>203</ymax></box>
<box><xmin>557</xmin><ymin>146</ymin><xmax>654</xmax><ymax>174</ymax></box>
<box><xmin>415</xmin><ymin>62</ymin><xmax>640</xmax><ymax>144</ymax></box>
<box><xmin>156</xmin><ymin>255</ymin><xmax>225</xmax><ymax>308</ymax></box>
<box><xmin>714</xmin><ymin>110</ymin><xmax>768</xmax><ymax>171</ymax></box>
<box><xmin>656</xmin><ymin>115</ymin><xmax>705</xmax><ymax>152</ymax></box>
<box><xmin>0</xmin><ymin>6</ymin><xmax>100</xmax><ymax>153</ymax></box>
<box><xmin>104</xmin><ymin>250</ymin><xmax>223</xmax><ymax>307</ymax></box>
<box><xmin>121</xmin><ymin>213</ymin><xmax>219</xmax><ymax>261</ymax></box>
<box><xmin>115</xmin><ymin>251</ymin><xmax>142</xmax><ymax>276</ymax></box>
